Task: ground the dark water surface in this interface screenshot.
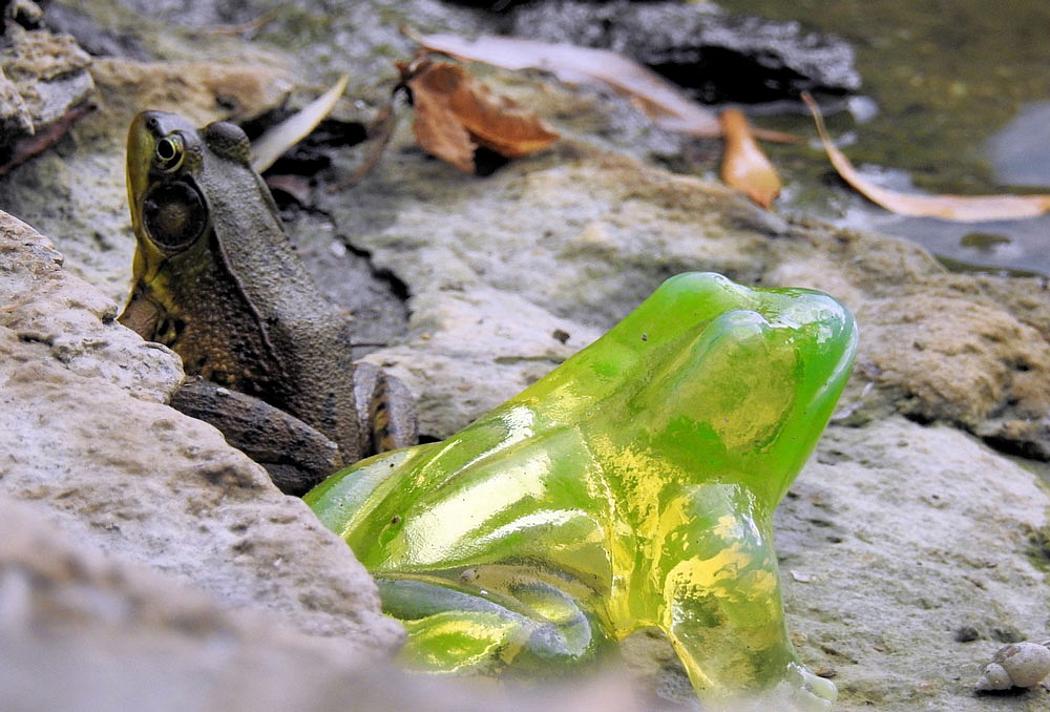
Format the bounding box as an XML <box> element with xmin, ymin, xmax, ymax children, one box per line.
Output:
<box><xmin>717</xmin><ymin>0</ymin><xmax>1050</xmax><ymax>275</ymax></box>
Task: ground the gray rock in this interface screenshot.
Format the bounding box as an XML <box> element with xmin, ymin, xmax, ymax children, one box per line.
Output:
<box><xmin>0</xmin><ymin>211</ymin><xmax>402</xmax><ymax>653</ymax></box>
<box><xmin>0</xmin><ymin>495</ymin><xmax>654</xmax><ymax>712</ymax></box>
<box><xmin>508</xmin><ymin>0</ymin><xmax>861</xmax><ymax>103</ymax></box>
<box><xmin>0</xmin><ymin>20</ymin><xmax>94</xmax><ymax>172</ymax></box>
<box><xmin>323</xmin><ymin>131</ymin><xmax>1050</xmax><ymax>456</ymax></box>
<box><xmin>69</xmin><ymin>0</ymin><xmax>486</xmax><ymax>105</ymax></box>
<box><xmin>43</xmin><ymin>1</ymin><xmax>152</xmax><ymax>59</ymax></box>
<box><xmin>778</xmin><ymin>419</ymin><xmax>1050</xmax><ymax>710</ymax></box>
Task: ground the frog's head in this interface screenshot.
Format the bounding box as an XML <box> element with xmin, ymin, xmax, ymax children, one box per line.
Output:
<box><xmin>519</xmin><ymin>272</ymin><xmax>858</xmax><ymax>507</ymax></box>
<box><xmin>119</xmin><ymin>110</ymin><xmax>254</xmax><ymax>335</ymax></box>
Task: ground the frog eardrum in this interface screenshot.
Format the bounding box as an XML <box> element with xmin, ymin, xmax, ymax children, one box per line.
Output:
<box><xmin>142</xmin><ymin>181</ymin><xmax>207</xmax><ymax>251</ymax></box>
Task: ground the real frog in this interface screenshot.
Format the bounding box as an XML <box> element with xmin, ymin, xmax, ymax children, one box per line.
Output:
<box><xmin>118</xmin><ymin>111</ymin><xmax>416</xmax><ymax>494</ymax></box>
<box><xmin>309</xmin><ymin>273</ymin><xmax>857</xmax><ymax>709</ymax></box>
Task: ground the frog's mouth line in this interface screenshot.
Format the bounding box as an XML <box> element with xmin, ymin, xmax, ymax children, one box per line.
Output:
<box><xmin>126</xmin><ymin>114</ymin><xmax>156</xmax><ymax>237</ymax></box>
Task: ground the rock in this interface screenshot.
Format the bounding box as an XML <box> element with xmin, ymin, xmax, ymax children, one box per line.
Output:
<box><xmin>322</xmin><ymin>136</ymin><xmax>1050</xmax><ymax>457</ymax></box>
<box><xmin>0</xmin><ymin>495</ymin><xmax>653</xmax><ymax>712</ymax></box>
<box><xmin>0</xmin><ymin>19</ymin><xmax>95</xmax><ymax>174</ymax></box>
<box><xmin>42</xmin><ymin>1</ymin><xmax>152</xmax><ymax>59</ymax></box>
<box><xmin>775</xmin><ymin>419</ymin><xmax>1050</xmax><ymax>710</ymax></box>
<box><xmin>280</xmin><ymin>210</ymin><xmax>410</xmax><ymax>361</ymax></box>
<box><xmin>853</xmin><ymin>292</ymin><xmax>1050</xmax><ymax>457</ymax></box>
<box><xmin>0</xmin><ymin>211</ymin><xmax>402</xmax><ymax>653</ymax></box>
<box><xmin>361</xmin><ymin>284</ymin><xmax>602</xmax><ymax>438</ymax></box>
<box><xmin>75</xmin><ymin>0</ymin><xmax>486</xmax><ymax>105</ymax></box>
<box><xmin>0</xmin><ymin>494</ymin><xmax>371</xmax><ymax>706</ymax></box>
<box><xmin>89</xmin><ymin>57</ymin><xmax>293</xmax><ymax>130</ymax></box>
<box><xmin>974</xmin><ymin>663</ymin><xmax>1013</xmax><ymax>692</ymax></box>
<box><xmin>976</xmin><ymin>642</ymin><xmax>1050</xmax><ymax>691</ymax></box>
<box><xmin>507</xmin><ymin>0</ymin><xmax>861</xmax><ymax>103</ymax></box>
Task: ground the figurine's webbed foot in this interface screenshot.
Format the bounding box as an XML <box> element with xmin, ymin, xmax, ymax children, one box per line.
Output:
<box><xmin>785</xmin><ymin>663</ymin><xmax>837</xmax><ymax>711</ymax></box>
<box><xmin>379</xmin><ymin>575</ymin><xmax>607</xmax><ymax>676</ymax></box>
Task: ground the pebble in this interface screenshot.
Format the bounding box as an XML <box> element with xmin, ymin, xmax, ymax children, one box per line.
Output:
<box><xmin>975</xmin><ymin>641</ymin><xmax>1050</xmax><ymax>691</ymax></box>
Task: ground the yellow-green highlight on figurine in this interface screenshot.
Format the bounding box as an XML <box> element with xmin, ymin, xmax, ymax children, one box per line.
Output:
<box><xmin>307</xmin><ymin>272</ymin><xmax>857</xmax><ymax>708</ymax></box>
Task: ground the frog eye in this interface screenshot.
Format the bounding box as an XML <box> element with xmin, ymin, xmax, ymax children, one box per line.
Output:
<box><xmin>142</xmin><ymin>180</ymin><xmax>207</xmax><ymax>252</ymax></box>
<box><xmin>154</xmin><ymin>134</ymin><xmax>185</xmax><ymax>172</ymax></box>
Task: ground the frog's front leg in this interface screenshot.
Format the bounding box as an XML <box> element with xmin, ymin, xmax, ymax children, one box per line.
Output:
<box><xmin>171</xmin><ymin>377</ymin><xmax>342</xmax><ymax>495</ymax></box>
<box><xmin>377</xmin><ymin>575</ymin><xmax>607</xmax><ymax>676</ymax></box>
<box><xmin>653</xmin><ymin>484</ymin><xmax>836</xmax><ymax>710</ymax></box>
<box><xmin>352</xmin><ymin>362</ymin><xmax>417</xmax><ymax>453</ymax></box>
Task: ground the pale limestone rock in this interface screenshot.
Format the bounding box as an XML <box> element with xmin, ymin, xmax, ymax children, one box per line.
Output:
<box><xmin>0</xmin><ymin>22</ymin><xmax>93</xmax><ymax>142</ymax></box>
<box><xmin>0</xmin><ymin>495</ymin><xmax>653</xmax><ymax>712</ymax></box>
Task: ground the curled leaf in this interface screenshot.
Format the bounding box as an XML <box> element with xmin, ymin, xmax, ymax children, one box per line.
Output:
<box><xmin>720</xmin><ymin>108</ymin><xmax>781</xmax><ymax>209</ymax></box>
<box><xmin>406</xmin><ymin>60</ymin><xmax>559</xmax><ymax>173</ymax></box>
<box><xmin>804</xmin><ymin>92</ymin><xmax>1050</xmax><ymax>222</ymax></box>
<box><xmin>413</xmin><ymin>30</ymin><xmax>796</xmax><ymax>143</ymax></box>
<box><xmin>251</xmin><ymin>73</ymin><xmax>349</xmax><ymax>173</ymax></box>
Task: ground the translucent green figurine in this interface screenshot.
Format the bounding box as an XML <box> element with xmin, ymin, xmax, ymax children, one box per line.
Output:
<box><xmin>308</xmin><ymin>273</ymin><xmax>857</xmax><ymax>708</ymax></box>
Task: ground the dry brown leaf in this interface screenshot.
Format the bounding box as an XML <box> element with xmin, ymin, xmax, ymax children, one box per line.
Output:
<box><xmin>410</xmin><ymin>68</ymin><xmax>477</xmax><ymax>172</ymax></box>
<box><xmin>406</xmin><ymin>61</ymin><xmax>559</xmax><ymax>173</ymax></box>
<box><xmin>719</xmin><ymin>108</ymin><xmax>781</xmax><ymax>209</ymax></box>
<box><xmin>803</xmin><ymin>93</ymin><xmax>1050</xmax><ymax>222</ymax></box>
<box><xmin>413</xmin><ymin>30</ymin><xmax>796</xmax><ymax>144</ymax></box>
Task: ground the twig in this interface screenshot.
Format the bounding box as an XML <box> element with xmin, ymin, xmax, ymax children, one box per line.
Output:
<box><xmin>206</xmin><ymin>7</ymin><xmax>279</xmax><ymax>38</ymax></box>
<box><xmin>329</xmin><ymin>88</ymin><xmax>406</xmax><ymax>192</ymax></box>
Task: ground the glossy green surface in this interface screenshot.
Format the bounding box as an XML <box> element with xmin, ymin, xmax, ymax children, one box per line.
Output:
<box><xmin>308</xmin><ymin>273</ymin><xmax>857</xmax><ymax>706</ymax></box>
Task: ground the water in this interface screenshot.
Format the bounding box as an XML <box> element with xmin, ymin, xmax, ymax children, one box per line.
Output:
<box><xmin>988</xmin><ymin>101</ymin><xmax>1050</xmax><ymax>187</ymax></box>
<box><xmin>717</xmin><ymin>0</ymin><xmax>1050</xmax><ymax>275</ymax></box>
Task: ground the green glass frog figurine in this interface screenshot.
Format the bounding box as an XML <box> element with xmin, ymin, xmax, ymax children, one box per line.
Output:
<box><xmin>308</xmin><ymin>273</ymin><xmax>857</xmax><ymax>708</ymax></box>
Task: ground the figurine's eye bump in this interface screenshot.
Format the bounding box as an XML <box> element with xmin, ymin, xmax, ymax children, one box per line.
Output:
<box><xmin>154</xmin><ymin>135</ymin><xmax>184</xmax><ymax>173</ymax></box>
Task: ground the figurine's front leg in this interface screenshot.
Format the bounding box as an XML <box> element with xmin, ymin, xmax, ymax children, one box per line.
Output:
<box><xmin>652</xmin><ymin>483</ymin><xmax>836</xmax><ymax>709</ymax></box>
<box><xmin>378</xmin><ymin>575</ymin><xmax>607</xmax><ymax>676</ymax></box>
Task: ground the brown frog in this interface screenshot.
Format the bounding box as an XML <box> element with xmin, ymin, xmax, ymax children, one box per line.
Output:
<box><xmin>118</xmin><ymin>111</ymin><xmax>416</xmax><ymax>495</ymax></box>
